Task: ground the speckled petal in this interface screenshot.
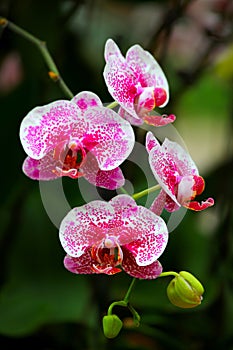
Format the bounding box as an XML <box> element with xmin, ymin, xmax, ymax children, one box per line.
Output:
<box><xmin>71</xmin><ymin>91</ymin><xmax>102</xmax><ymax>111</ymax></box>
<box><xmin>59</xmin><ymin>200</ymin><xmax>115</xmax><ymax>257</ymax></box>
<box><xmin>146</xmin><ymin>131</ymin><xmax>160</xmax><ymax>152</ymax></box>
<box><xmin>118</xmin><ymin>107</ymin><xmax>143</xmax><ymax>126</ymax></box>
<box><xmin>126</xmin><ymin>45</ymin><xmax>169</xmax><ymax>107</ymax></box>
<box><xmin>122</xmin><ymin>248</ymin><xmax>163</xmax><ymax>279</ymax></box>
<box><xmin>164</xmin><ymin>196</ymin><xmax>181</xmax><ymax>212</ymax></box>
<box><xmin>184</xmin><ymin>198</ymin><xmax>215</xmax><ymax>211</ymax></box>
<box><xmin>81</xmin><ymin>152</ymin><xmax>125</xmax><ymax>189</ymax></box>
<box><xmin>109</xmin><ymin>194</ymin><xmax>137</xmax><ymax>212</ymax></box>
<box><xmin>84</xmin><ymin>107</ymin><xmax>135</xmax><ymax>170</ymax></box>
<box><xmin>22</xmin><ymin>154</ymin><xmax>59</xmax><ymax>180</ymax></box>
<box><xmin>20</xmin><ymin>100</ymin><xmax>87</xmax><ymax>159</ymax></box>
<box><xmin>146</xmin><ymin>132</ymin><xmax>179</xmax><ymax>204</ymax></box>
<box><xmin>163</xmin><ymin>138</ymin><xmax>199</xmax><ymax>176</ymax></box>
<box><xmin>123</xmin><ymin>206</ymin><xmax>168</xmax><ymax>266</ymax></box>
<box><xmin>143</xmin><ymin>113</ymin><xmax>176</xmax><ymax>127</ymax></box>
<box><xmin>64</xmin><ymin>253</ymin><xmax>95</xmax><ymax>274</ymax></box>
<box><xmin>149</xmin><ymin>189</ymin><xmax>167</xmax><ymax>216</ymax></box>
<box><xmin>104</xmin><ymin>38</ymin><xmax>124</xmax><ymax>62</ymax></box>
<box><xmin>103</xmin><ymin>57</ymin><xmax>138</xmax><ymax>117</ymax></box>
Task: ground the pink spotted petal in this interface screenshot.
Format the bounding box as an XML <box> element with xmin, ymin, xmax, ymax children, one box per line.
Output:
<box><xmin>143</xmin><ymin>113</ymin><xmax>176</xmax><ymax>127</ymax></box>
<box><xmin>81</xmin><ymin>151</ymin><xmax>125</xmax><ymax>189</ymax></box>
<box><xmin>84</xmin><ymin>107</ymin><xmax>135</xmax><ymax>170</ymax></box>
<box><xmin>146</xmin><ymin>132</ymin><xmax>179</xmax><ymax>204</ymax></box>
<box><xmin>104</xmin><ymin>38</ymin><xmax>124</xmax><ymax>62</ymax></box>
<box><xmin>109</xmin><ymin>194</ymin><xmax>137</xmax><ymax>212</ymax></box>
<box><xmin>22</xmin><ymin>154</ymin><xmax>59</xmax><ymax>180</ymax></box>
<box><xmin>123</xmin><ymin>206</ymin><xmax>168</xmax><ymax>266</ymax></box>
<box><xmin>150</xmin><ymin>189</ymin><xmax>167</xmax><ymax>216</ymax></box>
<box><xmin>118</xmin><ymin>107</ymin><xmax>143</xmax><ymax>126</ymax></box>
<box><xmin>126</xmin><ymin>45</ymin><xmax>169</xmax><ymax>107</ymax></box>
<box><xmin>107</xmin><ymin>195</ymin><xmax>168</xmax><ymax>250</ymax></box>
<box><xmin>122</xmin><ymin>248</ymin><xmax>163</xmax><ymax>279</ymax></box>
<box><xmin>71</xmin><ymin>91</ymin><xmax>102</xmax><ymax>111</ymax></box>
<box><xmin>163</xmin><ymin>138</ymin><xmax>199</xmax><ymax>176</ymax></box>
<box><xmin>59</xmin><ymin>201</ymin><xmax>115</xmax><ymax>257</ymax></box>
<box><xmin>164</xmin><ymin>196</ymin><xmax>181</xmax><ymax>212</ymax></box>
<box><xmin>183</xmin><ymin>197</ymin><xmax>215</xmax><ymax>211</ymax></box>
<box><xmin>64</xmin><ymin>253</ymin><xmax>95</xmax><ymax>274</ymax></box>
<box><xmin>20</xmin><ymin>100</ymin><xmax>87</xmax><ymax>160</ymax></box>
<box><xmin>146</xmin><ymin>131</ymin><xmax>160</xmax><ymax>152</ymax></box>
<box><xmin>103</xmin><ymin>59</ymin><xmax>138</xmax><ymax>117</ymax></box>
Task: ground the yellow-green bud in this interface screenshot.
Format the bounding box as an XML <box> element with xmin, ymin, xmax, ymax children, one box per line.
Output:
<box><xmin>102</xmin><ymin>314</ymin><xmax>123</xmax><ymax>339</ymax></box>
<box><xmin>167</xmin><ymin>271</ymin><xmax>204</xmax><ymax>309</ymax></box>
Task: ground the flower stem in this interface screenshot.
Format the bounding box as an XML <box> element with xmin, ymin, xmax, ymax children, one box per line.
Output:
<box><xmin>123</xmin><ymin>278</ymin><xmax>137</xmax><ymax>303</ymax></box>
<box><xmin>107</xmin><ymin>300</ymin><xmax>127</xmax><ymax>315</ymax></box>
<box><xmin>0</xmin><ymin>17</ymin><xmax>74</xmax><ymax>99</ymax></box>
<box><xmin>159</xmin><ymin>271</ymin><xmax>179</xmax><ymax>278</ymax></box>
<box><xmin>107</xmin><ymin>278</ymin><xmax>140</xmax><ymax>326</ymax></box>
<box><xmin>118</xmin><ymin>187</ymin><xmax>130</xmax><ymax>195</ymax></box>
<box><xmin>106</xmin><ymin>101</ymin><xmax>118</xmax><ymax>109</ymax></box>
<box><xmin>132</xmin><ymin>184</ymin><xmax>161</xmax><ymax>200</ymax></box>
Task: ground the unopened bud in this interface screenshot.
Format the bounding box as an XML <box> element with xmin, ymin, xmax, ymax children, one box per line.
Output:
<box><xmin>167</xmin><ymin>271</ymin><xmax>204</xmax><ymax>308</ymax></box>
<box><xmin>102</xmin><ymin>314</ymin><xmax>123</xmax><ymax>339</ymax></box>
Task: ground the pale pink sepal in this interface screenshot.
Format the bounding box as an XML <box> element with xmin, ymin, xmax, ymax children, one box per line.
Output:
<box><xmin>71</xmin><ymin>91</ymin><xmax>102</xmax><ymax>111</ymax></box>
<box><xmin>22</xmin><ymin>153</ymin><xmax>59</xmax><ymax>180</ymax></box>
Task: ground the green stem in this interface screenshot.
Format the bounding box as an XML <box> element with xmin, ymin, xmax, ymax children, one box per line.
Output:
<box><xmin>107</xmin><ymin>300</ymin><xmax>127</xmax><ymax>315</ymax></box>
<box><xmin>159</xmin><ymin>271</ymin><xmax>179</xmax><ymax>278</ymax></box>
<box><xmin>107</xmin><ymin>278</ymin><xmax>137</xmax><ymax>315</ymax></box>
<box><xmin>128</xmin><ymin>303</ymin><xmax>140</xmax><ymax>327</ymax></box>
<box><xmin>0</xmin><ymin>17</ymin><xmax>74</xmax><ymax>99</ymax></box>
<box><xmin>132</xmin><ymin>184</ymin><xmax>161</xmax><ymax>200</ymax></box>
<box><xmin>123</xmin><ymin>278</ymin><xmax>137</xmax><ymax>303</ymax></box>
<box><xmin>106</xmin><ymin>101</ymin><xmax>118</xmax><ymax>109</ymax></box>
<box><xmin>118</xmin><ymin>187</ymin><xmax>130</xmax><ymax>195</ymax></box>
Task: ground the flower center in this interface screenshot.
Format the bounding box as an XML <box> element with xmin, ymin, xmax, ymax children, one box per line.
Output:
<box><xmin>134</xmin><ymin>86</ymin><xmax>167</xmax><ymax>117</ymax></box>
<box><xmin>53</xmin><ymin>140</ymin><xmax>87</xmax><ymax>179</ymax></box>
<box><xmin>90</xmin><ymin>237</ymin><xmax>123</xmax><ymax>275</ymax></box>
<box><xmin>177</xmin><ymin>175</ymin><xmax>205</xmax><ymax>204</ymax></box>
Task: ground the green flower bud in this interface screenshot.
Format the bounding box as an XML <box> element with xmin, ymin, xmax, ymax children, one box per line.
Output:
<box><xmin>167</xmin><ymin>271</ymin><xmax>204</xmax><ymax>309</ymax></box>
<box><xmin>102</xmin><ymin>314</ymin><xmax>123</xmax><ymax>339</ymax></box>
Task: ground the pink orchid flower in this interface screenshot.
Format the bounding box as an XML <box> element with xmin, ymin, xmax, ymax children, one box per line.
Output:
<box><xmin>146</xmin><ymin>132</ymin><xmax>214</xmax><ymax>214</ymax></box>
<box><xmin>59</xmin><ymin>194</ymin><xmax>168</xmax><ymax>279</ymax></box>
<box><xmin>103</xmin><ymin>38</ymin><xmax>175</xmax><ymax>127</ymax></box>
<box><xmin>20</xmin><ymin>91</ymin><xmax>135</xmax><ymax>190</ymax></box>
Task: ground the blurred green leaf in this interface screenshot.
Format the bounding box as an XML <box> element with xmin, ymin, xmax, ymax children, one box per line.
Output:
<box><xmin>0</xmin><ymin>189</ymin><xmax>95</xmax><ymax>336</ymax></box>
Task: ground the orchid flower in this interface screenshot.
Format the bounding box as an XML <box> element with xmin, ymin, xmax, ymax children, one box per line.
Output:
<box><xmin>103</xmin><ymin>38</ymin><xmax>175</xmax><ymax>126</ymax></box>
<box><xmin>20</xmin><ymin>91</ymin><xmax>135</xmax><ymax>190</ymax></box>
<box><xmin>59</xmin><ymin>194</ymin><xmax>168</xmax><ymax>279</ymax></box>
<box><xmin>146</xmin><ymin>132</ymin><xmax>214</xmax><ymax>214</ymax></box>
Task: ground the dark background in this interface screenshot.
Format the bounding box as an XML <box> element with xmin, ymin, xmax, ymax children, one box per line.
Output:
<box><xmin>0</xmin><ymin>0</ymin><xmax>232</xmax><ymax>349</ymax></box>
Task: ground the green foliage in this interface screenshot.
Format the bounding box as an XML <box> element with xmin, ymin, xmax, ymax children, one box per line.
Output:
<box><xmin>0</xmin><ymin>0</ymin><xmax>232</xmax><ymax>349</ymax></box>
<box><xmin>0</xmin><ymin>190</ymin><xmax>96</xmax><ymax>336</ymax></box>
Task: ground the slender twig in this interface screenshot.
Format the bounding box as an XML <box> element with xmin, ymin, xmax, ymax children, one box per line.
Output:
<box><xmin>0</xmin><ymin>17</ymin><xmax>74</xmax><ymax>99</ymax></box>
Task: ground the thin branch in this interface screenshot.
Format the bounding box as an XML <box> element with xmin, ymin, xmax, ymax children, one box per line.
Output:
<box><xmin>0</xmin><ymin>17</ymin><xmax>74</xmax><ymax>99</ymax></box>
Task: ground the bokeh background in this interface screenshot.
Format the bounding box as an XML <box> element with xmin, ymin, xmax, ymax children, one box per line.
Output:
<box><xmin>0</xmin><ymin>0</ymin><xmax>232</xmax><ymax>349</ymax></box>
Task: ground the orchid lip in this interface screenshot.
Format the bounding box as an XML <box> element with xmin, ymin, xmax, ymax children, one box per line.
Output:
<box><xmin>52</xmin><ymin>139</ymin><xmax>87</xmax><ymax>178</ymax></box>
<box><xmin>91</xmin><ymin>236</ymin><xmax>123</xmax><ymax>273</ymax></box>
